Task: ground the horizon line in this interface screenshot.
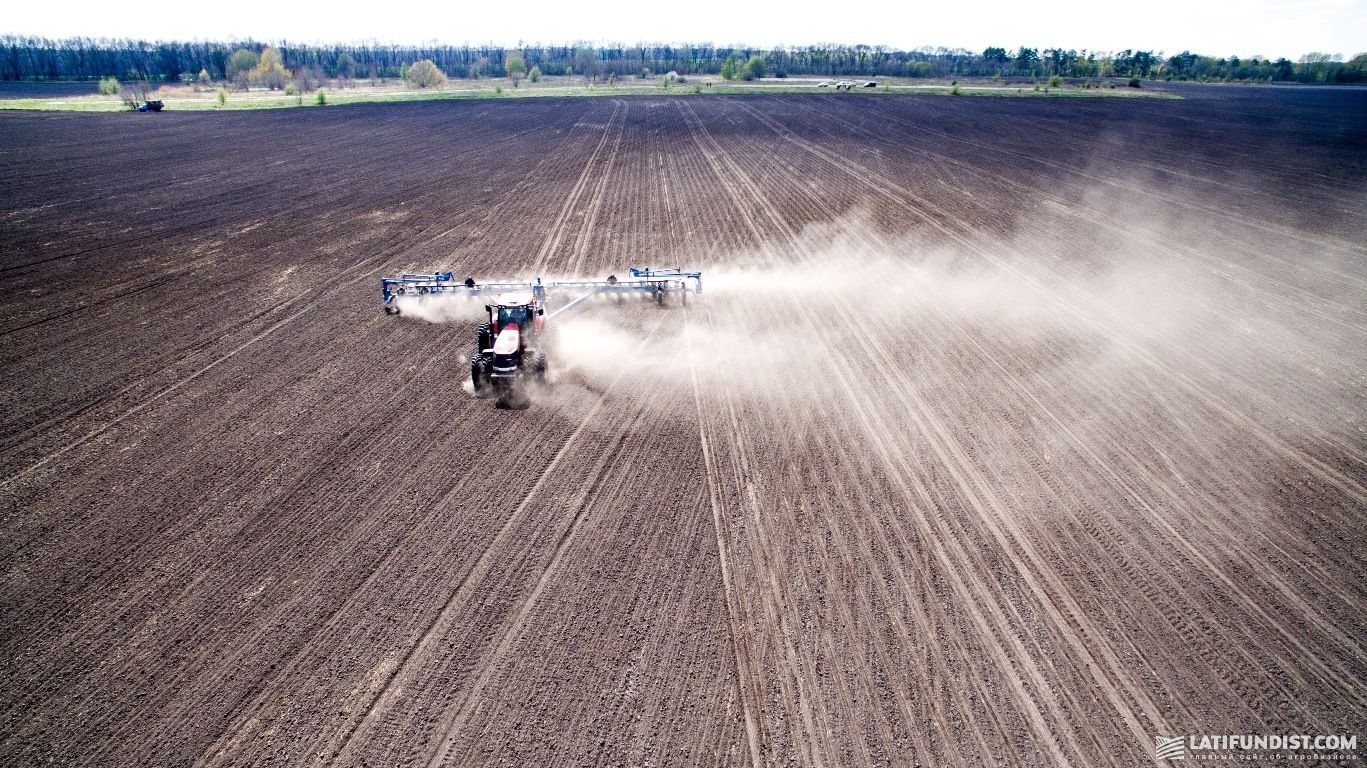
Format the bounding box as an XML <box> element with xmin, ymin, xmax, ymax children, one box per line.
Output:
<box><xmin>0</xmin><ymin>33</ymin><xmax>1357</xmax><ymax>61</ymax></box>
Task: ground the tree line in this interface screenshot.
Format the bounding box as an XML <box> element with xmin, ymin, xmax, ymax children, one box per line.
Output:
<box><xmin>2</xmin><ymin>36</ymin><xmax>1363</xmax><ymax>84</ymax></box>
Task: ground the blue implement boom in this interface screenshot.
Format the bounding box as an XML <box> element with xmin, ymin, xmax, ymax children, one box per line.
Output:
<box><xmin>380</xmin><ymin>267</ymin><xmax>701</xmax><ymax>315</ymax></box>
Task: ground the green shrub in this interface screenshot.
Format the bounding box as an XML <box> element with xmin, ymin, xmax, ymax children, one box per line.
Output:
<box><xmin>950</xmin><ymin>84</ymin><xmax>960</xmax><ymax>95</ymax></box>
<box><xmin>407</xmin><ymin>59</ymin><xmax>447</xmax><ymax>88</ymax></box>
<box><xmin>315</xmin><ymin>88</ymin><xmax>326</xmax><ymax>105</ymax></box>
<box><xmin>251</xmin><ymin>47</ymin><xmax>289</xmax><ymax>90</ymax></box>
<box><xmin>98</xmin><ymin>77</ymin><xmax>120</xmax><ymax>95</ymax></box>
<box><xmin>504</xmin><ymin>51</ymin><xmax>526</xmax><ymax>85</ymax></box>
<box><xmin>227</xmin><ymin>49</ymin><xmax>258</xmax><ymax>86</ymax></box>
<box><xmin>744</xmin><ymin>55</ymin><xmax>766</xmax><ymax>80</ymax></box>
<box><xmin>1128</xmin><ymin>78</ymin><xmax>1141</xmax><ymax>88</ymax></box>
<box><xmin>285</xmin><ymin>82</ymin><xmax>295</xmax><ymax>96</ymax></box>
<box><xmin>528</xmin><ymin>65</ymin><xmax>541</xmax><ymax>82</ymax></box>
<box><xmin>1048</xmin><ymin>75</ymin><xmax>1062</xmax><ymax>87</ymax></box>
<box><xmin>495</xmin><ymin>85</ymin><xmax>503</xmax><ymax>95</ymax></box>
<box><xmin>216</xmin><ymin>87</ymin><xmax>227</xmax><ymax>106</ymax></box>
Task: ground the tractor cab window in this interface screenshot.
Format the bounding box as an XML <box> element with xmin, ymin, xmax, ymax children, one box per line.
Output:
<box><xmin>498</xmin><ymin>306</ymin><xmax>530</xmax><ymax>328</ymax></box>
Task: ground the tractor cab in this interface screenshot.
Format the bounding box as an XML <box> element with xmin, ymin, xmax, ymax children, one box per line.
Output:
<box><xmin>497</xmin><ymin>304</ymin><xmax>532</xmax><ymax>329</ymax></box>
<box><xmin>487</xmin><ymin>292</ymin><xmax>545</xmax><ymax>337</ymax></box>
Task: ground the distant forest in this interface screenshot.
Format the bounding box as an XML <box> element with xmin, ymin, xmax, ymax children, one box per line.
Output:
<box><xmin>3</xmin><ymin>37</ymin><xmax>1364</xmax><ymax>84</ymax></box>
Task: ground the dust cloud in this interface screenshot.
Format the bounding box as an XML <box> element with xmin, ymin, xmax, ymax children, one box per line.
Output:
<box><xmin>391</xmin><ymin>294</ymin><xmax>486</xmax><ymax>324</ymax></box>
<box><xmin>392</xmin><ymin>199</ymin><xmax>1363</xmax><ymax>462</ymax></box>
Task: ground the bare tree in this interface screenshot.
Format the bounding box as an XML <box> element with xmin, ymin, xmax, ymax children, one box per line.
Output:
<box><xmin>120</xmin><ymin>80</ymin><xmax>153</xmax><ymax>109</ymax></box>
<box><xmin>574</xmin><ymin>46</ymin><xmax>597</xmax><ymax>83</ymax></box>
<box><xmin>293</xmin><ymin>66</ymin><xmax>325</xmax><ymax>92</ymax></box>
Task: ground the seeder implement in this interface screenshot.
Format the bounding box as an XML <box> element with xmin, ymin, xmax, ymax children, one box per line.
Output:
<box><xmin>377</xmin><ymin>267</ymin><xmax>702</xmax><ymax>408</ymax></box>
<box><xmin>381</xmin><ymin>272</ymin><xmax>548</xmax><ymax>313</ymax></box>
<box><xmin>379</xmin><ymin>267</ymin><xmax>701</xmax><ymax>314</ymax></box>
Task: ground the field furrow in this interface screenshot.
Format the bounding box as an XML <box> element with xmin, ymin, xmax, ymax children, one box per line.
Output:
<box><xmin>0</xmin><ymin>88</ymin><xmax>1362</xmax><ymax>767</ymax></box>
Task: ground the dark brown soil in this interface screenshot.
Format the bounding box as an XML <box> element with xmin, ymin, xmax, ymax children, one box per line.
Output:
<box><xmin>1</xmin><ymin>87</ymin><xmax>1363</xmax><ymax>767</ymax></box>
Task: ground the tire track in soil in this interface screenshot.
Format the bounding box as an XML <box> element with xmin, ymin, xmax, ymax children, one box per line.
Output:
<box><xmin>1</xmin><ymin>93</ymin><xmax>1361</xmax><ymax>768</ymax></box>
<box><xmin>417</xmin><ymin>346</ymin><xmax>688</xmax><ymax>768</ymax></box>
<box><xmin>708</xmin><ymin>96</ymin><xmax>1364</xmax><ymax>749</ymax></box>
<box><xmin>688</xmin><ymin>298</ymin><xmax>984</xmax><ymax>768</ymax></box>
<box><xmin>678</xmin><ymin>100</ymin><xmax>1060</xmax><ymax>759</ymax></box>
<box><xmin>683</xmin><ymin>305</ymin><xmax>766</xmax><ymax>768</ymax></box>
<box><xmin>673</xmin><ymin>100</ymin><xmax>962</xmax><ymax>766</ymax></box>
<box><xmin>728</xmin><ymin>98</ymin><xmax>1367</xmax><ymax>685</ymax></box>
<box><xmin>735</xmin><ymin>91</ymin><xmax>1364</xmax><ymax>698</ymax></box>
<box><xmin>193</xmin><ymin>408</ymin><xmax>574</xmax><ymax>767</ymax></box>
<box><xmin>565</xmin><ymin>99</ymin><xmax>629</xmax><ymax>278</ymax></box>
<box><xmin>324</xmin><ymin>313</ymin><xmax>668</xmax><ymax>766</ymax></box>
<box><xmin>189</xmin><ymin>119</ymin><xmax>633</xmax><ymax>755</ymax></box>
<box><xmin>0</xmin><ymin>101</ymin><xmax>597</xmax><ymax>488</ymax></box>
<box><xmin>681</xmin><ymin>98</ymin><xmax>1151</xmax><ymax>766</ymax></box>
<box><xmin>0</xmin><ymin>116</ymin><xmax>604</xmax><ymax>705</ymax></box>
<box><xmin>680</xmin><ymin>106</ymin><xmax>852</xmax><ymax>768</ymax></box>
<box><xmin>775</xmin><ymin>97</ymin><xmax>1366</xmax><ymax>337</ymax></box>
<box><xmin>723</xmin><ymin>98</ymin><xmax>1367</xmax><ymax>508</ymax></box>
<box><xmin>849</xmin><ymin>97</ymin><xmax>1367</xmax><ymax>264</ymax></box>
<box><xmin>530</xmin><ymin>100</ymin><xmax>625</xmax><ymax>276</ymax></box>
<box><xmin>0</xmin><ymin>215</ymin><xmax>463</xmax><ymax>492</ymax></box>
<box><xmin>0</xmin><ymin>118</ymin><xmax>565</xmax><ymax>476</ymax></box>
<box><xmin>722</xmin><ymin>98</ymin><xmax>1367</xmax><ymax>691</ymax></box>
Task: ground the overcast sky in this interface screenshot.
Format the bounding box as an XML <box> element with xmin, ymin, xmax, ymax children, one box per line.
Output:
<box><xmin>7</xmin><ymin>0</ymin><xmax>1363</xmax><ymax>59</ymax></box>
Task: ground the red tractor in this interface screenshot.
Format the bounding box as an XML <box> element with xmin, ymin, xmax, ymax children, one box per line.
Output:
<box><xmin>470</xmin><ymin>290</ymin><xmax>548</xmax><ymax>406</ymax></box>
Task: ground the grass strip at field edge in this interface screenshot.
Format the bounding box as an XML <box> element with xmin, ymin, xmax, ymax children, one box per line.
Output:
<box><xmin>0</xmin><ymin>84</ymin><xmax>1182</xmax><ymax>112</ymax></box>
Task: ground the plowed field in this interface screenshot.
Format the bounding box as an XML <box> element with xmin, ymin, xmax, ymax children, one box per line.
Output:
<box><xmin>1</xmin><ymin>87</ymin><xmax>1364</xmax><ymax>767</ymax></box>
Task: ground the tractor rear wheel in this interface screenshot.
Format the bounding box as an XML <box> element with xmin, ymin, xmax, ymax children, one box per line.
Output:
<box><xmin>470</xmin><ymin>353</ymin><xmax>492</xmax><ymax>395</ymax></box>
<box><xmin>532</xmin><ymin>352</ymin><xmax>548</xmax><ymax>383</ymax></box>
<box><xmin>475</xmin><ymin>322</ymin><xmax>492</xmax><ymax>352</ymax></box>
